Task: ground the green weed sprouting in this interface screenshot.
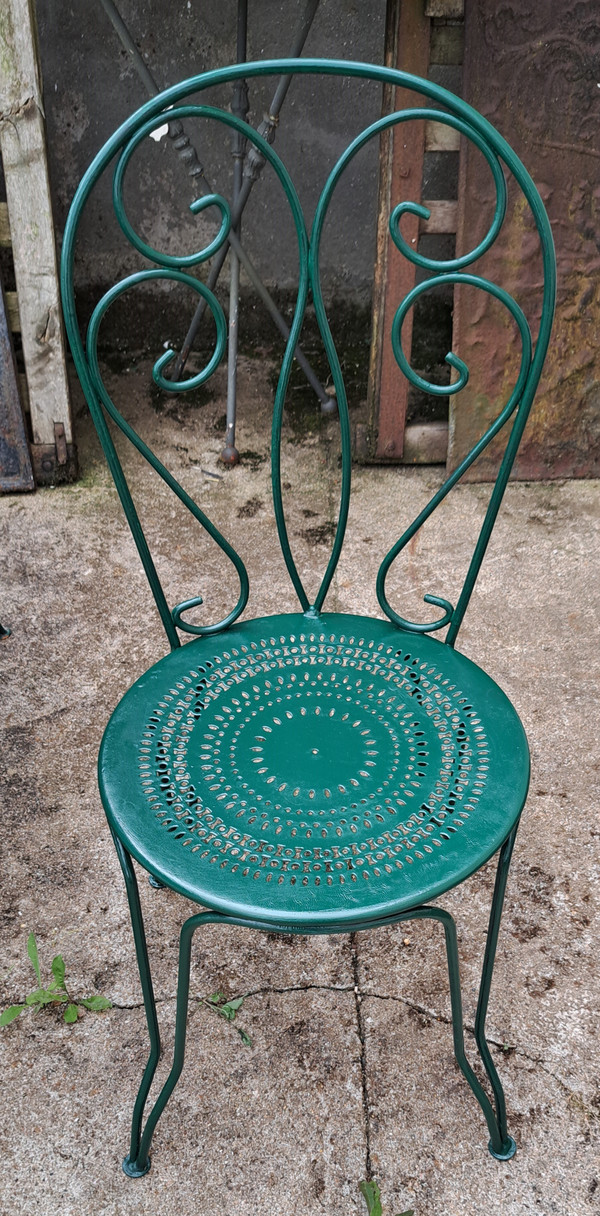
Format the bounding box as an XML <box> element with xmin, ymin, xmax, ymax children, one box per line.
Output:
<box><xmin>359</xmin><ymin>1178</ymin><xmax>414</xmax><ymax>1216</ymax></box>
<box><xmin>0</xmin><ymin>932</ymin><xmax>112</xmax><ymax>1026</ymax></box>
<box><xmin>200</xmin><ymin>991</ymin><xmax>252</xmax><ymax>1046</ymax></box>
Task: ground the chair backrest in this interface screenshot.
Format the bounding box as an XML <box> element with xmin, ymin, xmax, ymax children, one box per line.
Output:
<box><xmin>60</xmin><ymin>59</ymin><xmax>556</xmax><ymax>652</ymax></box>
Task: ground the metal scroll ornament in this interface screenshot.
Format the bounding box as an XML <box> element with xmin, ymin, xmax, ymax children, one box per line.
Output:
<box><xmin>61</xmin><ymin>61</ymin><xmax>556</xmax><ymax>650</ymax></box>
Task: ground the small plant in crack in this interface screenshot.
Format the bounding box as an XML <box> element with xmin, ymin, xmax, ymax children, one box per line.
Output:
<box><xmin>200</xmin><ymin>991</ymin><xmax>252</xmax><ymax>1046</ymax></box>
<box><xmin>359</xmin><ymin>1178</ymin><xmax>414</xmax><ymax>1216</ymax></box>
<box><xmin>0</xmin><ymin>933</ymin><xmax>112</xmax><ymax>1026</ymax></box>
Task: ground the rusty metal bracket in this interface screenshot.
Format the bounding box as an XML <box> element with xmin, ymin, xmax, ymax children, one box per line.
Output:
<box><xmin>30</xmin><ymin>420</ymin><xmax>78</xmax><ymax>485</ymax></box>
<box><xmin>54</xmin><ymin>420</ymin><xmax>68</xmax><ymax>464</ymax></box>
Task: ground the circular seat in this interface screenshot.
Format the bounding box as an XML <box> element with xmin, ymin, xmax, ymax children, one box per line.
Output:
<box><xmin>100</xmin><ymin>613</ymin><xmax>529</xmax><ymax>928</ymax></box>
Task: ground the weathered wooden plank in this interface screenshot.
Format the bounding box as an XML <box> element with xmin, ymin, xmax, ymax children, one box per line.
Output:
<box><xmin>353</xmin><ymin>419</ymin><xmax>449</xmax><ymax>464</ymax></box>
<box><xmin>402</xmin><ymin>422</ymin><xmax>449</xmax><ymax>463</ymax></box>
<box><xmin>430</xmin><ymin>21</ymin><xmax>464</xmax><ymax>65</ymax></box>
<box><xmin>420</xmin><ymin>200</ymin><xmax>458</xmax><ymax>233</ymax></box>
<box><xmin>0</xmin><ymin>0</ymin><xmax>74</xmax><ymax>457</ymax></box>
<box><xmin>367</xmin><ymin>0</ymin><xmax>430</xmax><ymax>460</ymax></box>
<box><xmin>0</xmin><ymin>203</ymin><xmax>11</xmax><ymax>247</ymax></box>
<box><xmin>425</xmin><ymin>0</ymin><xmax>464</xmax><ymax>17</ymax></box>
<box><xmin>0</xmin><ymin>271</ymin><xmax>34</xmax><ymax>491</ymax></box>
<box><xmin>5</xmin><ymin>290</ymin><xmax>20</xmax><ymax>332</ymax></box>
<box><xmin>425</xmin><ymin>119</ymin><xmax>460</xmax><ymax>152</ymax></box>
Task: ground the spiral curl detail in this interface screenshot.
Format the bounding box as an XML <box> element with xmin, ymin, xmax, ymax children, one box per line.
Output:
<box><xmin>84</xmin><ymin>270</ymin><xmax>248</xmax><ymax>637</ymax></box>
<box><xmin>112</xmin><ymin>111</ymin><xmax>231</xmax><ymax>269</ymax></box>
<box><xmin>387</xmin><ymin>111</ymin><xmax>507</xmax><ymax>272</ymax></box>
<box><xmin>379</xmin><ymin>274</ymin><xmax>533</xmax><ymax>634</ymax></box>
<box><xmin>86</xmin><ymin>268</ymin><xmax>227</xmax><ymax>394</ymax></box>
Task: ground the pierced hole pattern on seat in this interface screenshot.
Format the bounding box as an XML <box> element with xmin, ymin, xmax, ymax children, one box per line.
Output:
<box><xmin>60</xmin><ymin>58</ymin><xmax>554</xmax><ymax>1166</ymax></box>
<box><xmin>137</xmin><ymin>629</ymin><xmax>489</xmax><ymax>891</ymax></box>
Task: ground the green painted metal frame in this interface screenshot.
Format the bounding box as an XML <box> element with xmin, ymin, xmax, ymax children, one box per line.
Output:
<box><xmin>60</xmin><ymin>59</ymin><xmax>556</xmax><ymax>1176</ymax></box>
<box><xmin>113</xmin><ymin>824</ymin><xmax>519</xmax><ymax>1176</ymax></box>
<box><xmin>61</xmin><ymin>58</ymin><xmax>556</xmax><ymax>650</ymax></box>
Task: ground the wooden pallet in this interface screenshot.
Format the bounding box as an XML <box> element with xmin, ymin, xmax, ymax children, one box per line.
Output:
<box><xmin>0</xmin><ymin>0</ymin><xmax>75</xmax><ymax>487</ymax></box>
<box><xmin>0</xmin><ymin>255</ymin><xmax>34</xmax><ymax>492</ymax></box>
<box><xmin>365</xmin><ymin>0</ymin><xmax>464</xmax><ymax>465</ymax></box>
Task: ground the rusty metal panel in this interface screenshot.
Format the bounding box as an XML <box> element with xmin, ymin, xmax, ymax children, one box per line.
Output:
<box><xmin>449</xmin><ymin>0</ymin><xmax>600</xmax><ymax>480</ymax></box>
<box><xmin>0</xmin><ymin>271</ymin><xmax>34</xmax><ymax>492</ymax></box>
<box><xmin>367</xmin><ymin>0</ymin><xmax>430</xmax><ymax>460</ymax></box>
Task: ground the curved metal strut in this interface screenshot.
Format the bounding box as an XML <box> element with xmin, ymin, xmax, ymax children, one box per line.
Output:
<box><xmin>113</xmin><ymin>825</ymin><xmax>519</xmax><ymax>1176</ymax></box>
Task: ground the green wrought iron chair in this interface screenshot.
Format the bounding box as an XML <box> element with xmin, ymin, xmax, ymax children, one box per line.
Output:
<box><xmin>60</xmin><ymin>60</ymin><xmax>555</xmax><ymax>1178</ymax></box>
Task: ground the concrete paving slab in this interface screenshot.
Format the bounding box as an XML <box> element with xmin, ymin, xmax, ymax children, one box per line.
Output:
<box><xmin>1</xmin><ymin>357</ymin><xmax>599</xmax><ymax>1214</ymax></box>
<box><xmin>2</xmin><ymin>990</ymin><xmax>365</xmax><ymax>1216</ymax></box>
<box><xmin>363</xmin><ymin>995</ymin><xmax>597</xmax><ymax>1216</ymax></box>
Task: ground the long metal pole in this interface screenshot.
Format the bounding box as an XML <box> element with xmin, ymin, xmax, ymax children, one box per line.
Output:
<box><xmin>98</xmin><ymin>0</ymin><xmax>332</xmax><ymax>413</ymax></box>
<box><xmin>222</xmin><ymin>0</ymin><xmax>249</xmax><ymax>466</ymax></box>
<box><xmin>171</xmin><ymin>0</ymin><xmax>336</xmax><ymax>415</ymax></box>
<box><xmin>171</xmin><ymin>202</ymin><xmax>331</xmax><ymax>406</ymax></box>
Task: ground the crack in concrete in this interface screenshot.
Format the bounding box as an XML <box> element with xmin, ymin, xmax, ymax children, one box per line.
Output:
<box><xmin>5</xmin><ymin>703</ymin><xmax>73</xmax><ymax>732</ymax></box>
<box><xmin>108</xmin><ymin>982</ymin><xmax>355</xmax><ymax>1011</ymax></box>
<box><xmin>351</xmin><ymin>933</ymin><xmax>372</xmax><ymax>1183</ymax></box>
<box><xmin>233</xmin><ymin>982</ymin><xmax>355</xmax><ymax>1000</ymax></box>
<box><xmin>361</xmin><ymin>989</ymin><xmax>596</xmax><ymax>1113</ymax></box>
<box><xmin>108</xmin><ymin>981</ymin><xmax>594</xmax><ymax>1117</ymax></box>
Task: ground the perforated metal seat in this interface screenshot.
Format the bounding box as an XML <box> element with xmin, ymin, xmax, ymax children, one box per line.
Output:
<box><xmin>101</xmin><ymin>613</ymin><xmax>528</xmax><ymax>926</ymax></box>
<box><xmin>61</xmin><ymin>59</ymin><xmax>555</xmax><ymax>1179</ymax></box>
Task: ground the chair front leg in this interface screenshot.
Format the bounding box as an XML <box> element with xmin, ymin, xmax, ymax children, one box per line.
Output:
<box><xmin>473</xmin><ymin>823</ymin><xmax>520</xmax><ymax>1159</ymax></box>
<box><xmin>413</xmin><ymin>905</ymin><xmax>510</xmax><ymax>1157</ymax></box>
<box><xmin>434</xmin><ymin>903</ymin><xmax>516</xmax><ymax>1159</ymax></box>
<box><xmin>111</xmin><ymin>834</ymin><xmax>162</xmax><ymax>1176</ymax></box>
<box><xmin>423</xmin><ymin>825</ymin><xmax>519</xmax><ymax>1160</ymax></box>
<box><xmin>111</xmin><ymin>842</ymin><xmax>215</xmax><ymax>1180</ymax></box>
<box><xmin>126</xmin><ymin>910</ymin><xmax>209</xmax><ymax>1175</ymax></box>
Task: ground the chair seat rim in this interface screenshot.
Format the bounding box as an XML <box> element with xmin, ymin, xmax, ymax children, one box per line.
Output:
<box><xmin>99</xmin><ymin>611</ymin><xmax>530</xmax><ymax>928</ymax></box>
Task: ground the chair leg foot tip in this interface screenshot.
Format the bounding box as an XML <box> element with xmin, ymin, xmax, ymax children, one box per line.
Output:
<box><xmin>122</xmin><ymin>1155</ymin><xmax>151</xmax><ymax>1178</ymax></box>
<box><xmin>488</xmin><ymin>1136</ymin><xmax>516</xmax><ymax>1161</ymax></box>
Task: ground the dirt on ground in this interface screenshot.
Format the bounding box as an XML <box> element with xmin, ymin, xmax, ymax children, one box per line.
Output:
<box><xmin>0</xmin><ymin>357</ymin><xmax>598</xmax><ymax>1216</ymax></box>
